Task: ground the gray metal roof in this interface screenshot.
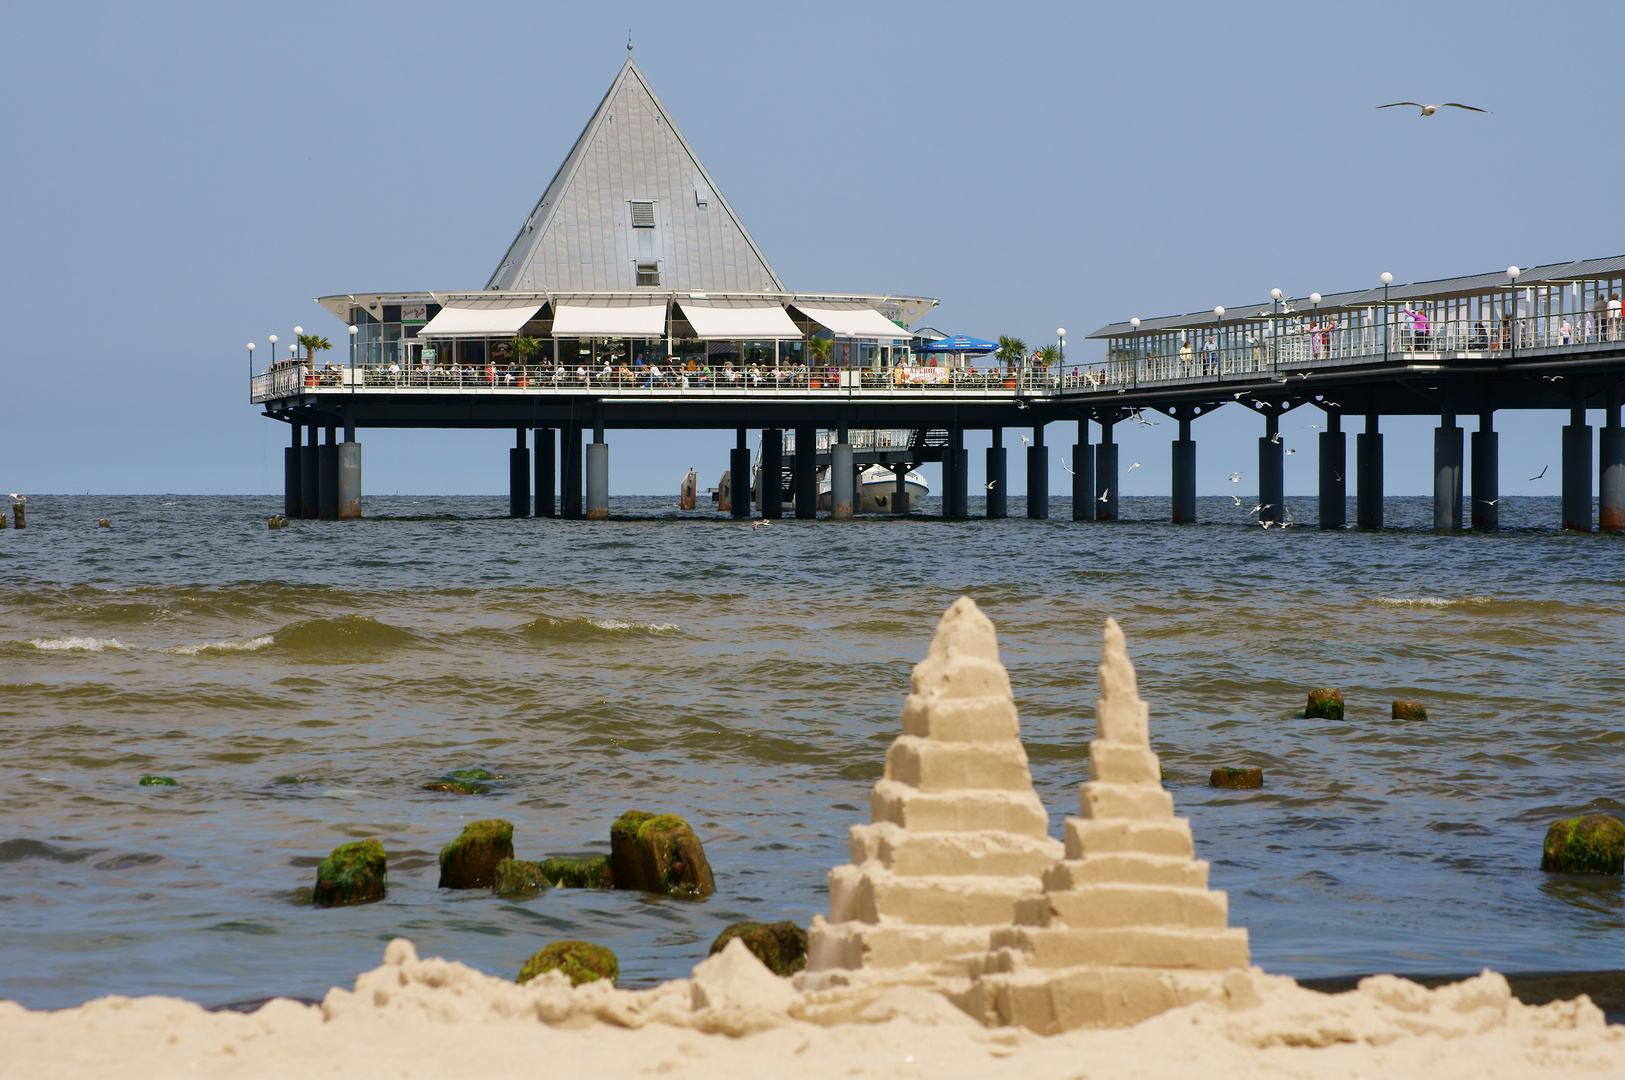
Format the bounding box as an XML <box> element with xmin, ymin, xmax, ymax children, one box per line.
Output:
<box><xmin>1088</xmin><ymin>256</ymin><xmax>1625</xmax><ymax>338</ymax></box>
<box><xmin>486</xmin><ymin>59</ymin><xmax>785</xmax><ymax>294</ymax></box>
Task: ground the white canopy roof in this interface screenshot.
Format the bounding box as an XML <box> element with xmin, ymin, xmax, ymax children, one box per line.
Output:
<box><xmin>551</xmin><ymin>299</ymin><xmax>668</xmax><ymax>337</ymax></box>
<box><xmin>676</xmin><ymin>298</ymin><xmax>801</xmax><ymax>340</ymax></box>
<box><xmin>793</xmin><ymin>301</ymin><xmax>911</xmax><ymax>339</ymax></box>
<box><xmin>417</xmin><ymin>299</ymin><xmax>544</xmax><ymax>338</ymax></box>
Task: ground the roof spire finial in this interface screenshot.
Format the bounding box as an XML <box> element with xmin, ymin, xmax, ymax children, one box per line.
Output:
<box><xmin>627</xmin><ymin>30</ymin><xmax>633</xmax><ymax>54</ymax></box>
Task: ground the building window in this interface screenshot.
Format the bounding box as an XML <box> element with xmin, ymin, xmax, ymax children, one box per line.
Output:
<box><xmin>630</xmin><ymin>201</ymin><xmax>655</xmax><ymax>228</ymax></box>
<box><xmin>637</xmin><ymin>262</ymin><xmax>660</xmax><ymax>287</ymax></box>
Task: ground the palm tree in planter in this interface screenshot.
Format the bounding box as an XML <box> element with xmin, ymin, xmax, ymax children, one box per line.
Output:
<box><xmin>298</xmin><ymin>333</ymin><xmax>333</xmax><ymax>384</ymax></box>
<box><xmin>996</xmin><ymin>335</ymin><xmax>1027</xmax><ymax>373</ymax></box>
<box><xmin>511</xmin><ymin>336</ymin><xmax>541</xmax><ymax>384</ymax></box>
<box><xmin>806</xmin><ymin>336</ymin><xmax>833</xmax><ymax>386</ymax></box>
<box><xmin>1035</xmin><ymin>344</ymin><xmax>1060</xmax><ymax>387</ymax></box>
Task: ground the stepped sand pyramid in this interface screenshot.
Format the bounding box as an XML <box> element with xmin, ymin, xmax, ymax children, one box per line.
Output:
<box><xmin>805</xmin><ymin>597</ymin><xmax>1064</xmax><ymax>975</ymax></box>
<box><xmin>963</xmin><ymin>617</ymin><xmax>1251</xmax><ymax>1033</ymax></box>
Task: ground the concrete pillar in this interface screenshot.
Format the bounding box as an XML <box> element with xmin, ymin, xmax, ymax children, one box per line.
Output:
<box><xmin>1357</xmin><ymin>413</ymin><xmax>1383</xmax><ymax>528</ymax></box>
<box><xmin>986</xmin><ymin>428</ymin><xmax>1007</xmax><ymax>519</ymax></box>
<box><xmin>1258</xmin><ymin>414</ymin><xmax>1283</xmax><ymax>524</ymax></box>
<box><xmin>319</xmin><ymin>425</ymin><xmax>339</xmax><ymax>520</ymax></box>
<box><xmin>1433</xmin><ymin>415</ymin><xmax>1463</xmax><ymax>531</ymax></box>
<box><xmin>509</xmin><ymin>428</ymin><xmax>530</xmax><ymax>518</ymax></box>
<box><xmin>1601</xmin><ymin>402</ymin><xmax>1625</xmax><ymax>532</ymax></box>
<box><xmin>284</xmin><ymin>424</ymin><xmax>302</xmax><ymax>519</ymax></box>
<box><xmin>1171</xmin><ymin>416</ymin><xmax>1195</xmax><ymax>524</ymax></box>
<box><xmin>1318</xmin><ymin>412</ymin><xmax>1345</xmax><ymax>529</ymax></box>
<box><xmin>586</xmin><ymin>437</ymin><xmax>609</xmax><ymax>520</ymax></box>
<box><xmin>1097</xmin><ymin>421</ymin><xmax>1119</xmax><ymax>522</ymax></box>
<box><xmin>1026</xmin><ymin>423</ymin><xmax>1048</xmax><ymax>519</ymax></box>
<box><xmin>945</xmin><ymin>427</ymin><xmax>968</xmax><ymax>519</ymax></box>
<box><xmin>731</xmin><ymin>430</ymin><xmax>751</xmax><ymax>520</ymax></box>
<box><xmin>1562</xmin><ymin>406</ymin><xmax>1593</xmax><ymax>531</ymax></box>
<box><xmin>892</xmin><ymin>461</ymin><xmax>909</xmax><ymax>514</ymax></box>
<box><xmin>337</xmin><ymin>441</ymin><xmax>362</xmax><ymax>519</ymax></box>
<box><xmin>562</xmin><ymin>425</ymin><xmax>584</xmax><ymax>519</ymax></box>
<box><xmin>300</xmin><ymin>424</ymin><xmax>319</xmax><ymax>518</ymax></box>
<box><xmin>1471</xmin><ymin>413</ymin><xmax>1498</xmax><ymax>529</ymax></box>
<box><xmin>534</xmin><ymin>428</ymin><xmax>555</xmax><ymax>517</ymax></box>
<box><xmin>830</xmin><ymin>440</ymin><xmax>854</xmax><ymax>519</ymax></box>
<box><xmin>760</xmin><ymin>429</ymin><xmax>783</xmax><ymax>519</ymax></box>
<box><xmin>794</xmin><ymin>426</ymin><xmax>816</xmax><ymax>519</ymax></box>
<box><xmin>1072</xmin><ymin>420</ymin><xmax>1094</xmax><ymax>521</ymax></box>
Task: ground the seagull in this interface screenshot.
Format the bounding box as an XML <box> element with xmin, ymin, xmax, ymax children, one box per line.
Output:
<box><xmin>1333</xmin><ymin>471</ymin><xmax>1343</xmax><ymax>482</ymax></box>
<box><xmin>1285</xmin><ymin>448</ymin><xmax>1297</xmax><ymax>455</ymax></box>
<box><xmin>1128</xmin><ymin>462</ymin><xmax>1141</xmax><ymax>473</ymax></box>
<box><xmin>7</xmin><ymin>494</ymin><xmax>23</xmax><ymax>502</ymax></box>
<box><xmin>1373</xmin><ymin>102</ymin><xmax>1490</xmax><ymax>117</ymax></box>
<box><xmin>1251</xmin><ymin>503</ymin><xmax>1270</xmax><ymax>515</ymax></box>
<box><xmin>1230</xmin><ymin>494</ymin><xmax>1243</xmax><ymax>505</ymax></box>
<box><xmin>1321</xmin><ymin>399</ymin><xmax>1342</xmax><ymax>408</ymax></box>
<box><xmin>1543</xmin><ymin>375</ymin><xmax>1564</xmax><ymax>381</ymax></box>
<box><xmin>1098</xmin><ymin>489</ymin><xmax>1110</xmax><ymax>502</ymax></box>
<box><xmin>1304</xmin><ymin>423</ymin><xmax>1320</xmax><ymax>430</ymax></box>
<box><xmin>751</xmin><ymin>519</ymin><xmax>772</xmax><ymax>530</ymax></box>
<box><xmin>1019</xmin><ymin>435</ymin><xmax>1031</xmax><ymax>446</ymax></box>
<box><xmin>1060</xmin><ymin>458</ymin><xmax>1075</xmax><ymax>476</ymax></box>
<box><xmin>986</xmin><ymin>480</ymin><xmax>998</xmax><ymax>489</ymax></box>
<box><xmin>1134</xmin><ymin>410</ymin><xmax>1157</xmax><ymax>426</ymax></box>
<box><xmin>1233</xmin><ymin>390</ymin><xmax>1250</xmax><ymax>400</ymax></box>
<box><xmin>1480</xmin><ymin>497</ymin><xmax>1500</xmax><ymax>505</ymax></box>
<box><xmin>1529</xmin><ymin>466</ymin><xmax>1548</xmax><ymax>481</ymax></box>
<box><xmin>1259</xmin><ymin>519</ymin><xmax>1273</xmax><ymax>529</ymax></box>
<box><xmin>1014</xmin><ymin>399</ymin><xmax>1029</xmax><ymax>410</ymax></box>
<box><xmin>1228</xmin><ymin>471</ymin><xmax>1243</xmax><ymax>483</ymax></box>
<box><xmin>1269</xmin><ymin>431</ymin><xmax>1283</xmax><ymax>444</ymax></box>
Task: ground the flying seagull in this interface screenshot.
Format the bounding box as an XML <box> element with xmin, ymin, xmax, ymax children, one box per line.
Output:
<box><xmin>1228</xmin><ymin>471</ymin><xmax>1243</xmax><ymax>483</ymax></box>
<box><xmin>1060</xmin><ymin>458</ymin><xmax>1075</xmax><ymax>476</ymax></box>
<box><xmin>1128</xmin><ymin>462</ymin><xmax>1141</xmax><ymax>473</ymax></box>
<box><xmin>1098</xmin><ymin>489</ymin><xmax>1110</xmax><ymax>502</ymax></box>
<box><xmin>1230</xmin><ymin>494</ymin><xmax>1243</xmax><ymax>506</ymax></box>
<box><xmin>1373</xmin><ymin>102</ymin><xmax>1490</xmax><ymax>116</ymax></box>
<box><xmin>985</xmin><ymin>480</ymin><xmax>998</xmax><ymax>490</ymax></box>
<box><xmin>1529</xmin><ymin>466</ymin><xmax>1548</xmax><ymax>481</ymax></box>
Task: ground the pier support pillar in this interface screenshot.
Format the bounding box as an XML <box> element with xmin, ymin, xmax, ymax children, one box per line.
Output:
<box><xmin>284</xmin><ymin>424</ymin><xmax>302</xmax><ymax>519</ymax></box>
<box><xmin>1357</xmin><ymin>414</ymin><xmax>1383</xmax><ymax>529</ymax></box>
<box><xmin>731</xmin><ymin>429</ymin><xmax>751</xmax><ymax>520</ymax></box>
<box><xmin>1562</xmin><ymin>407</ymin><xmax>1593</xmax><ymax>531</ymax></box>
<box><xmin>944</xmin><ymin>427</ymin><xmax>968</xmax><ymax>519</ymax></box>
<box><xmin>319</xmin><ymin>425</ymin><xmax>339</xmax><ymax>520</ymax></box>
<box><xmin>1471</xmin><ymin>413</ymin><xmax>1498</xmax><ymax>529</ymax></box>
<box><xmin>509</xmin><ymin>428</ymin><xmax>530</xmax><ymax>518</ymax></box>
<box><xmin>1072</xmin><ymin>421</ymin><xmax>1094</xmax><ymax>521</ymax></box>
<box><xmin>760</xmin><ymin>429</ymin><xmax>783</xmax><ymax>519</ymax></box>
<box><xmin>1258</xmin><ymin>414</ymin><xmax>1283</xmax><ymax>524</ymax></box>
<box><xmin>830</xmin><ymin>437</ymin><xmax>854</xmax><ymax>519</ymax></box>
<box><xmin>301</xmin><ymin>425</ymin><xmax>319</xmax><ymax>518</ymax></box>
<box><xmin>1318</xmin><ymin>411</ymin><xmax>1345</xmax><ymax>529</ymax></box>
<box><xmin>1601</xmin><ymin>401</ymin><xmax>1625</xmax><ymax>532</ymax></box>
<box><xmin>986</xmin><ymin>429</ymin><xmax>1007</xmax><ymax>518</ymax></box>
<box><xmin>1171</xmin><ymin>416</ymin><xmax>1196</xmax><ymax>524</ymax></box>
<box><xmin>1027</xmin><ymin>423</ymin><xmax>1048</xmax><ymax>519</ymax></box>
<box><xmin>586</xmin><ymin>428</ymin><xmax>608</xmax><ymax>520</ymax></box>
<box><xmin>562</xmin><ymin>425</ymin><xmax>584</xmax><ymax>519</ymax></box>
<box><xmin>1097</xmin><ymin>420</ymin><xmax>1119</xmax><ymax>521</ymax></box>
<box><xmin>794</xmin><ymin>426</ymin><xmax>816</xmax><ymax>519</ymax></box>
<box><xmin>1433</xmin><ymin>415</ymin><xmax>1463</xmax><ymax>531</ymax></box>
<box><xmin>892</xmin><ymin>462</ymin><xmax>909</xmax><ymax>514</ymax></box>
<box><xmin>534</xmin><ymin>428</ymin><xmax>555</xmax><ymax>517</ymax></box>
<box><xmin>337</xmin><ymin>439</ymin><xmax>361</xmax><ymax>519</ymax></box>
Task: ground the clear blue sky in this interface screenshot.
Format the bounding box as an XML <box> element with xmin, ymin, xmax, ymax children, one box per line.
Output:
<box><xmin>5</xmin><ymin>0</ymin><xmax>1622</xmax><ymax>498</ymax></box>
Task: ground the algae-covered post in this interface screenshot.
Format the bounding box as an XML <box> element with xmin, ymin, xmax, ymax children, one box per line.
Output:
<box><xmin>314</xmin><ymin>839</ymin><xmax>388</xmax><ymax>907</ymax></box>
<box><xmin>439</xmin><ymin>819</ymin><xmax>514</xmax><ymax>889</ymax></box>
<box><xmin>708</xmin><ymin>921</ymin><xmax>808</xmax><ymax>976</ymax></box>
<box><xmin>609</xmin><ymin>810</ymin><xmax>715</xmax><ymax>896</ymax></box>
<box><xmin>516</xmin><ymin>941</ymin><xmax>619</xmax><ymax>987</ymax></box>
<box><xmin>1540</xmin><ymin>815</ymin><xmax>1625</xmax><ymax>875</ymax></box>
<box><xmin>1305</xmin><ymin>687</ymin><xmax>1344</xmax><ymax>720</ymax></box>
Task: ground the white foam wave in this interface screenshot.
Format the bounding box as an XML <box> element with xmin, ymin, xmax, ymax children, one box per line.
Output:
<box><xmin>587</xmin><ymin>618</ymin><xmax>680</xmax><ymax>632</ymax></box>
<box><xmin>161</xmin><ymin>635</ymin><xmax>275</xmax><ymax>656</ymax></box>
<box><xmin>29</xmin><ymin>636</ymin><xmax>132</xmax><ymax>651</ymax></box>
<box><xmin>1374</xmin><ymin>595</ymin><xmax>1494</xmax><ymax>608</ymax></box>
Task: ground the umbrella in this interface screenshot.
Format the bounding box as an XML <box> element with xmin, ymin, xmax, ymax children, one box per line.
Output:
<box><xmin>921</xmin><ymin>335</ymin><xmax>997</xmax><ymax>355</ymax></box>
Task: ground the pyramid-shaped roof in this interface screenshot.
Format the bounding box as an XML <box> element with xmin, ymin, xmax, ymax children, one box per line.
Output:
<box><xmin>486</xmin><ymin>58</ymin><xmax>785</xmax><ymax>294</ymax></box>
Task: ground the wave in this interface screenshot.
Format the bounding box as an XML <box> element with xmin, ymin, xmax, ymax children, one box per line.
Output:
<box><xmin>1373</xmin><ymin>596</ymin><xmax>1495</xmax><ymax>607</ymax></box>
<box><xmin>28</xmin><ymin>636</ymin><xmax>131</xmax><ymax>652</ymax></box>
<box><xmin>514</xmin><ymin>616</ymin><xmax>680</xmax><ymax>641</ymax></box>
<box><xmin>266</xmin><ymin>615</ymin><xmax>422</xmax><ymax>660</ymax></box>
<box><xmin>160</xmin><ymin>635</ymin><xmax>275</xmax><ymax>656</ymax></box>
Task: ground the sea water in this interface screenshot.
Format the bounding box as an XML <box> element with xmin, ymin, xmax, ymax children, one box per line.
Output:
<box><xmin>1</xmin><ymin>494</ymin><xmax>1621</xmax><ymax>1008</ymax></box>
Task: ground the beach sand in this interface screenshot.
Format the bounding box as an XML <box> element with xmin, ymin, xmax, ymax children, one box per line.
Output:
<box><xmin>3</xmin><ymin>938</ymin><xmax>1619</xmax><ymax>1079</ymax></box>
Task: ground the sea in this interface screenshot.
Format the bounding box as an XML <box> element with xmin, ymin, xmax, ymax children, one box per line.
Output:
<box><xmin>1</xmin><ymin>493</ymin><xmax>1622</xmax><ymax>1010</ymax></box>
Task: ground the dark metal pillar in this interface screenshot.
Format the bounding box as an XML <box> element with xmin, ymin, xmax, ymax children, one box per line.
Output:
<box><xmin>1097</xmin><ymin>419</ymin><xmax>1119</xmax><ymax>521</ymax></box>
<box><xmin>1026</xmin><ymin>423</ymin><xmax>1048</xmax><ymax>519</ymax></box>
<box><xmin>794</xmin><ymin>426</ymin><xmax>816</xmax><ymax>519</ymax></box>
<box><xmin>1471</xmin><ymin>412</ymin><xmax>1498</xmax><ymax>529</ymax></box>
<box><xmin>509</xmin><ymin>428</ymin><xmax>530</xmax><ymax>518</ymax></box>
<box><xmin>760</xmin><ymin>429</ymin><xmax>783</xmax><ymax>519</ymax></box>
<box><xmin>1433</xmin><ymin>414</ymin><xmax>1463</xmax><ymax>531</ymax></box>
<box><xmin>284</xmin><ymin>423</ymin><xmax>302</xmax><ymax>519</ymax></box>
<box><xmin>534</xmin><ymin>428</ymin><xmax>555</xmax><ymax>517</ymax></box>
<box><xmin>1258</xmin><ymin>413</ymin><xmax>1283</xmax><ymax>524</ymax></box>
<box><xmin>1562</xmin><ymin>406</ymin><xmax>1593</xmax><ymax>531</ymax></box>
<box><xmin>1318</xmin><ymin>411</ymin><xmax>1346</xmax><ymax>529</ymax></box>
<box><xmin>1601</xmin><ymin>399</ymin><xmax>1625</xmax><ymax>532</ymax></box>
<box><xmin>1171</xmin><ymin>415</ymin><xmax>1196</xmax><ymax>524</ymax></box>
<box><xmin>892</xmin><ymin>462</ymin><xmax>909</xmax><ymax>514</ymax></box>
<box><xmin>1357</xmin><ymin>413</ymin><xmax>1383</xmax><ymax>529</ymax></box>
<box><xmin>945</xmin><ymin>427</ymin><xmax>968</xmax><ymax>519</ymax></box>
<box><xmin>730</xmin><ymin>428</ymin><xmax>751</xmax><ymax>520</ymax></box>
<box><xmin>986</xmin><ymin>428</ymin><xmax>1007</xmax><ymax>518</ymax></box>
<box><xmin>300</xmin><ymin>424</ymin><xmax>319</xmax><ymax>518</ymax></box>
<box><xmin>1072</xmin><ymin>420</ymin><xmax>1094</xmax><ymax>521</ymax></box>
<box><xmin>561</xmin><ymin>424</ymin><xmax>584</xmax><ymax>519</ymax></box>
<box><xmin>319</xmin><ymin>425</ymin><xmax>339</xmax><ymax>519</ymax></box>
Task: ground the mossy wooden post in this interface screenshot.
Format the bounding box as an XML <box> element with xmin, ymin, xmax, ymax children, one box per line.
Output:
<box><xmin>539</xmin><ymin>855</ymin><xmax>613</xmax><ymax>888</ymax></box>
<box><xmin>314</xmin><ymin>839</ymin><xmax>388</xmax><ymax>906</ymax></box>
<box><xmin>609</xmin><ymin>810</ymin><xmax>715</xmax><ymax>896</ymax></box>
<box><xmin>516</xmin><ymin>941</ymin><xmax>618</xmax><ymax>987</ymax></box>
<box><xmin>1391</xmin><ymin>699</ymin><xmax>1427</xmax><ymax>721</ymax></box>
<box><xmin>138</xmin><ymin>775</ymin><xmax>177</xmax><ymax>786</ymax></box>
<box><xmin>1304</xmin><ymin>687</ymin><xmax>1344</xmax><ymax>720</ymax></box>
<box><xmin>1209</xmin><ymin>766</ymin><xmax>1263</xmax><ymax>790</ymax></box>
<box><xmin>707</xmin><ymin>920</ymin><xmax>808</xmax><ymax>976</ymax></box>
<box><xmin>438</xmin><ymin>819</ymin><xmax>514</xmax><ymax>889</ymax></box>
<box><xmin>492</xmin><ymin>857</ymin><xmax>550</xmax><ymax>898</ymax></box>
<box><xmin>1540</xmin><ymin>815</ymin><xmax>1625</xmax><ymax>874</ymax></box>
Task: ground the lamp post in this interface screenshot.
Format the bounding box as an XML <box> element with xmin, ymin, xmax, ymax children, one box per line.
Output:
<box><xmin>349</xmin><ymin>324</ymin><xmax>358</xmax><ymax>386</ymax></box>
<box><xmin>1056</xmin><ymin>326</ymin><xmax>1066</xmax><ymax>386</ymax></box>
<box><xmin>1212</xmin><ymin>306</ymin><xmax>1224</xmax><ymax>377</ymax></box>
<box><xmin>1507</xmin><ymin>266</ymin><xmax>1521</xmax><ymax>358</ymax></box>
<box><xmin>247</xmin><ymin>341</ymin><xmax>255</xmax><ymax>385</ymax></box>
<box><xmin>1310</xmin><ymin>293</ymin><xmax>1322</xmax><ymax>360</ymax></box>
<box><xmin>1128</xmin><ymin>317</ymin><xmax>1140</xmax><ymax>386</ymax></box>
<box><xmin>1270</xmin><ymin>288</ymin><xmax>1282</xmax><ymax>371</ymax></box>
<box><xmin>1380</xmin><ymin>272</ymin><xmax>1393</xmax><ymax>362</ymax></box>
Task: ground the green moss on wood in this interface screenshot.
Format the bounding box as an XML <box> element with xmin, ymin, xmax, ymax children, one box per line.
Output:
<box><xmin>1541</xmin><ymin>815</ymin><xmax>1625</xmax><ymax>875</ymax></box>
<box><xmin>539</xmin><ymin>855</ymin><xmax>613</xmax><ymax>889</ymax></box>
<box><xmin>1209</xmin><ymin>766</ymin><xmax>1264</xmax><ymax>790</ymax></box>
<box><xmin>516</xmin><ymin>941</ymin><xmax>618</xmax><ymax>987</ymax></box>
<box><xmin>448</xmin><ymin>768</ymin><xmax>494</xmax><ymax>781</ymax></box>
<box><xmin>139</xmin><ymin>776</ymin><xmax>177</xmax><ymax>787</ymax></box>
<box><xmin>423</xmin><ymin>780</ymin><xmax>489</xmax><ymax>795</ymax></box>
<box><xmin>314</xmin><ymin>838</ymin><xmax>387</xmax><ymax>907</ymax></box>
<box><xmin>708</xmin><ymin>921</ymin><xmax>808</xmax><ymax>976</ymax></box>
<box><xmin>1305</xmin><ymin>688</ymin><xmax>1344</xmax><ymax>721</ymax></box>
<box><xmin>608</xmin><ymin>810</ymin><xmax>715</xmax><ymax>896</ymax></box>
<box><xmin>1391</xmin><ymin>700</ymin><xmax>1427</xmax><ymax>721</ymax></box>
<box><xmin>438</xmin><ymin>819</ymin><xmax>514</xmax><ymax>889</ymax></box>
<box><xmin>493</xmin><ymin>857</ymin><xmax>550</xmax><ymax>897</ymax></box>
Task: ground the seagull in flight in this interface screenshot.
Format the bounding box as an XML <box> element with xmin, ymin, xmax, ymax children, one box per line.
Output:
<box><xmin>1133</xmin><ymin>410</ymin><xmax>1157</xmax><ymax>426</ymax></box>
<box><xmin>986</xmin><ymin>479</ymin><xmax>998</xmax><ymax>490</ymax></box>
<box><xmin>1285</xmin><ymin>448</ymin><xmax>1297</xmax><ymax>455</ymax></box>
<box><xmin>1228</xmin><ymin>471</ymin><xmax>1243</xmax><ymax>483</ymax></box>
<box><xmin>1233</xmin><ymin>390</ymin><xmax>1250</xmax><ymax>400</ymax></box>
<box><xmin>1019</xmin><ymin>435</ymin><xmax>1031</xmax><ymax>446</ymax></box>
<box><xmin>1098</xmin><ymin>489</ymin><xmax>1110</xmax><ymax>503</ymax></box>
<box><xmin>1230</xmin><ymin>494</ymin><xmax>1243</xmax><ymax>506</ymax></box>
<box><xmin>1374</xmin><ymin>102</ymin><xmax>1490</xmax><ymax>117</ymax></box>
<box><xmin>1480</xmin><ymin>497</ymin><xmax>1500</xmax><ymax>505</ymax></box>
<box><xmin>1014</xmin><ymin>398</ymin><xmax>1030</xmax><ymax>409</ymax></box>
<box><xmin>1060</xmin><ymin>458</ymin><xmax>1075</xmax><ymax>476</ymax></box>
<box><xmin>1529</xmin><ymin>466</ymin><xmax>1548</xmax><ymax>481</ymax></box>
<box><xmin>1127</xmin><ymin>462</ymin><xmax>1141</xmax><ymax>473</ymax></box>
<box><xmin>1304</xmin><ymin>423</ymin><xmax>1320</xmax><ymax>430</ymax></box>
<box><xmin>1269</xmin><ymin>431</ymin><xmax>1283</xmax><ymax>444</ymax></box>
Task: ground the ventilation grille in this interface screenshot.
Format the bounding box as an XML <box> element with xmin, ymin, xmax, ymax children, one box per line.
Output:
<box><xmin>630</xmin><ymin>201</ymin><xmax>655</xmax><ymax>228</ymax></box>
<box><xmin>637</xmin><ymin>262</ymin><xmax>660</xmax><ymax>287</ymax></box>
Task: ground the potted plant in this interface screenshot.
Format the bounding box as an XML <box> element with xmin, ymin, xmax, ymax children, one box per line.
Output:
<box><xmin>807</xmin><ymin>336</ymin><xmax>832</xmax><ymax>388</ymax></box>
<box><xmin>298</xmin><ymin>332</ymin><xmax>333</xmax><ymax>385</ymax></box>
<box><xmin>512</xmin><ymin>336</ymin><xmax>541</xmax><ymax>387</ymax></box>
<box><xmin>996</xmin><ymin>335</ymin><xmax>1026</xmax><ymax>389</ymax></box>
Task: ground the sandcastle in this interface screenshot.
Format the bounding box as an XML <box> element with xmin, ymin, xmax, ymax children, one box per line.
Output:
<box><xmin>805</xmin><ymin>597</ymin><xmax>1065</xmax><ymax>974</ymax></box>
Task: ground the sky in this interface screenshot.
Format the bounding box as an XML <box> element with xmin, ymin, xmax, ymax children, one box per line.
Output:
<box><xmin>4</xmin><ymin>0</ymin><xmax>1623</xmax><ymax>498</ymax></box>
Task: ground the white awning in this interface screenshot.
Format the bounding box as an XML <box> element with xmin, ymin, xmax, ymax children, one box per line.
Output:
<box><xmin>792</xmin><ymin>301</ymin><xmax>911</xmax><ymax>339</ymax></box>
<box><xmin>417</xmin><ymin>299</ymin><xmax>544</xmax><ymax>338</ymax></box>
<box><xmin>551</xmin><ymin>299</ymin><xmax>668</xmax><ymax>337</ymax></box>
<box><xmin>676</xmin><ymin>299</ymin><xmax>801</xmax><ymax>340</ymax></box>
